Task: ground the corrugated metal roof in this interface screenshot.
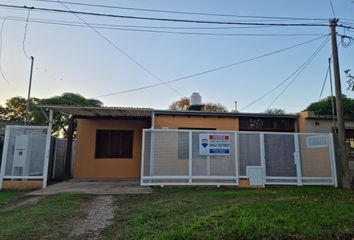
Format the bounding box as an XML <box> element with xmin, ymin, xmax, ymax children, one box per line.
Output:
<box><xmin>39</xmin><ymin>105</ymin><xmax>153</xmax><ymax>118</ymax></box>
<box><xmin>40</xmin><ymin>105</ymin><xmax>299</xmax><ymax>119</ymax></box>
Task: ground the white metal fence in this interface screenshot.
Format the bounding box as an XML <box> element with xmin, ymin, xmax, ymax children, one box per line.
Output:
<box><xmin>141</xmin><ymin>129</ymin><xmax>337</xmax><ymax>187</ymax></box>
<box><xmin>0</xmin><ymin>125</ymin><xmax>52</xmax><ymax>189</ymax></box>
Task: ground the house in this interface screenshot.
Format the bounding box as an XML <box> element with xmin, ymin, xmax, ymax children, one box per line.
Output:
<box><xmin>43</xmin><ymin>104</ymin><xmax>307</xmax><ymax>183</ymax></box>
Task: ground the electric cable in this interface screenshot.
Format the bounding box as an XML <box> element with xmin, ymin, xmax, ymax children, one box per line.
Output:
<box><xmin>0</xmin><ymin>15</ymin><xmax>327</xmax><ymax>36</ymax></box>
<box><xmin>93</xmin><ymin>35</ymin><xmax>329</xmax><ymax>98</ymax></box>
<box><xmin>0</xmin><ymin>17</ymin><xmax>9</xmax><ymax>83</ymax></box>
<box><xmin>240</xmin><ymin>36</ymin><xmax>329</xmax><ymax>111</ymax></box>
<box><xmin>33</xmin><ymin>0</ymin><xmax>329</xmax><ymax>22</ymax></box>
<box><xmin>0</xmin><ymin>4</ymin><xmax>332</xmax><ymax>27</ymax></box>
<box><xmin>56</xmin><ymin>0</ymin><xmax>183</xmax><ymax>97</ymax></box>
<box><xmin>329</xmin><ymin>0</ymin><xmax>336</xmax><ymax>18</ymax></box>
<box><xmin>318</xmin><ymin>65</ymin><xmax>330</xmax><ymax>101</ymax></box>
<box><xmin>266</xmin><ymin>37</ymin><xmax>330</xmax><ymax>108</ymax></box>
<box><xmin>22</xmin><ymin>9</ymin><xmax>32</xmax><ymax>59</ymax></box>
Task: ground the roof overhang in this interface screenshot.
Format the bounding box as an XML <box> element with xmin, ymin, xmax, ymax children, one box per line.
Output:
<box><xmin>39</xmin><ymin>105</ymin><xmax>153</xmax><ymax>118</ymax></box>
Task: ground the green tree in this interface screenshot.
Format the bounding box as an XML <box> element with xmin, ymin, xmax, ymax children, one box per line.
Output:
<box><xmin>0</xmin><ymin>93</ymin><xmax>103</xmax><ymax>136</ymax></box>
<box><xmin>34</xmin><ymin>93</ymin><xmax>103</xmax><ymax>136</ymax></box>
<box><xmin>0</xmin><ymin>97</ymin><xmax>40</xmax><ymax>122</ymax></box>
<box><xmin>264</xmin><ymin>108</ymin><xmax>286</xmax><ymax>115</ymax></box>
<box><xmin>305</xmin><ymin>95</ymin><xmax>354</xmax><ymax>116</ymax></box>
<box><xmin>169</xmin><ymin>97</ymin><xmax>228</xmax><ymax>112</ymax></box>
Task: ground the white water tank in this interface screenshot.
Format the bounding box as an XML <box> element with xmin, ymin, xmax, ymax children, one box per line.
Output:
<box><xmin>190</xmin><ymin>92</ymin><xmax>202</xmax><ymax>106</ymax></box>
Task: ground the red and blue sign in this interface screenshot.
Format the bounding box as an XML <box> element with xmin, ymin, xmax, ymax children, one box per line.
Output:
<box><xmin>199</xmin><ymin>133</ymin><xmax>231</xmax><ymax>156</ymax></box>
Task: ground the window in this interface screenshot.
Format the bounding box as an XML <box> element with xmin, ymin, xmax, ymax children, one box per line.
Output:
<box><xmin>239</xmin><ymin>117</ymin><xmax>295</xmax><ymax>132</ymax></box>
<box><xmin>95</xmin><ymin>130</ymin><xmax>134</xmax><ymax>158</ymax></box>
<box><xmin>306</xmin><ymin>135</ymin><xmax>328</xmax><ymax>148</ymax></box>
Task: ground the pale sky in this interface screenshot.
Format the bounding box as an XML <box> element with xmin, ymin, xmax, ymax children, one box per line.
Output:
<box><xmin>0</xmin><ymin>0</ymin><xmax>353</xmax><ymax>113</ymax></box>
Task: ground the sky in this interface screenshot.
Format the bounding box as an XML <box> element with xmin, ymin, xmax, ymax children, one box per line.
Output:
<box><xmin>0</xmin><ymin>0</ymin><xmax>353</xmax><ymax>113</ymax></box>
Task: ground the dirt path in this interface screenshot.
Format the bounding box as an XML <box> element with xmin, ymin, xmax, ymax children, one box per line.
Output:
<box><xmin>70</xmin><ymin>195</ymin><xmax>114</xmax><ymax>240</ymax></box>
<box><xmin>0</xmin><ymin>196</ymin><xmax>43</xmax><ymax>212</ymax></box>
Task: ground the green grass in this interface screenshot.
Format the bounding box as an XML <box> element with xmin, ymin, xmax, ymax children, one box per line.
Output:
<box><xmin>0</xmin><ymin>194</ymin><xmax>92</xmax><ymax>240</ymax></box>
<box><xmin>0</xmin><ymin>190</ymin><xmax>27</xmax><ymax>206</ymax></box>
<box><xmin>103</xmin><ymin>186</ymin><xmax>354</xmax><ymax>240</ymax></box>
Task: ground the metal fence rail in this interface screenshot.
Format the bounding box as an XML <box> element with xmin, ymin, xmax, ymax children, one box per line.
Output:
<box><xmin>141</xmin><ymin>129</ymin><xmax>337</xmax><ymax>187</ymax></box>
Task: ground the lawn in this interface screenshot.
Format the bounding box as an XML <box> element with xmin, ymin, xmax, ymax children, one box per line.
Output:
<box><xmin>0</xmin><ymin>193</ymin><xmax>92</xmax><ymax>240</ymax></box>
<box><xmin>0</xmin><ymin>190</ymin><xmax>27</xmax><ymax>207</ymax></box>
<box><xmin>103</xmin><ymin>186</ymin><xmax>354</xmax><ymax>240</ymax></box>
<box><xmin>0</xmin><ymin>187</ymin><xmax>353</xmax><ymax>240</ymax></box>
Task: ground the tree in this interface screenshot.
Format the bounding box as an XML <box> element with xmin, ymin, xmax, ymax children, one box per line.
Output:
<box><xmin>203</xmin><ymin>103</ymin><xmax>228</xmax><ymax>112</ymax></box>
<box><xmin>0</xmin><ymin>93</ymin><xmax>103</xmax><ymax>136</ymax></box>
<box><xmin>34</xmin><ymin>93</ymin><xmax>103</xmax><ymax>136</ymax></box>
<box><xmin>345</xmin><ymin>69</ymin><xmax>354</xmax><ymax>91</ymax></box>
<box><xmin>0</xmin><ymin>97</ymin><xmax>40</xmax><ymax>122</ymax></box>
<box><xmin>169</xmin><ymin>97</ymin><xmax>190</xmax><ymax>111</ymax></box>
<box><xmin>305</xmin><ymin>95</ymin><xmax>354</xmax><ymax>116</ymax></box>
<box><xmin>264</xmin><ymin>108</ymin><xmax>286</xmax><ymax>115</ymax></box>
<box><xmin>169</xmin><ymin>97</ymin><xmax>228</xmax><ymax>112</ymax></box>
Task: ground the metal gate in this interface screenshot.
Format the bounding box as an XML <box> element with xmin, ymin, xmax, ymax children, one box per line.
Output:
<box><xmin>141</xmin><ymin>129</ymin><xmax>337</xmax><ymax>187</ymax></box>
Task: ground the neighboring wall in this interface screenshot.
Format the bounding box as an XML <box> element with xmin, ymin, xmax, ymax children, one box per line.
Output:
<box><xmin>298</xmin><ymin>111</ymin><xmax>354</xmax><ymax>133</ymax></box>
<box><xmin>154</xmin><ymin>114</ymin><xmax>239</xmax><ymax>130</ymax></box>
<box><xmin>74</xmin><ymin>118</ymin><xmax>150</xmax><ymax>179</ymax></box>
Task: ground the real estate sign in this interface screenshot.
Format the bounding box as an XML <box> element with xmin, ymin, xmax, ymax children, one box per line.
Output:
<box><xmin>199</xmin><ymin>133</ymin><xmax>231</xmax><ymax>156</ymax></box>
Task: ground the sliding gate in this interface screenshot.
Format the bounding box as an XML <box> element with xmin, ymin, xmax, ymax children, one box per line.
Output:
<box><xmin>141</xmin><ymin>129</ymin><xmax>337</xmax><ymax>187</ymax></box>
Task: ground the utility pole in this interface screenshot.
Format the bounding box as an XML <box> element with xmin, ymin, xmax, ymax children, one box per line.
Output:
<box><xmin>25</xmin><ymin>56</ymin><xmax>34</xmax><ymax>125</ymax></box>
<box><xmin>329</xmin><ymin>18</ymin><xmax>351</xmax><ymax>188</ymax></box>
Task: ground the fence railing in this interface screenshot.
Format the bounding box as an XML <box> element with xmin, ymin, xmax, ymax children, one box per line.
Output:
<box><xmin>141</xmin><ymin>129</ymin><xmax>337</xmax><ymax>187</ymax></box>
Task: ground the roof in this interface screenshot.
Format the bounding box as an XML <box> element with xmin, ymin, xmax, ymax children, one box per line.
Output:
<box><xmin>40</xmin><ymin>105</ymin><xmax>298</xmax><ymax>119</ymax></box>
<box><xmin>154</xmin><ymin>110</ymin><xmax>299</xmax><ymax>119</ymax></box>
<box><xmin>39</xmin><ymin>106</ymin><xmax>153</xmax><ymax>118</ymax></box>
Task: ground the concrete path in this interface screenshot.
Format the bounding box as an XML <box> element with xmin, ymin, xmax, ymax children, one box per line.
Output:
<box><xmin>0</xmin><ymin>196</ymin><xmax>43</xmax><ymax>212</ymax></box>
<box><xmin>70</xmin><ymin>195</ymin><xmax>114</xmax><ymax>240</ymax></box>
<box><xmin>27</xmin><ymin>181</ymin><xmax>152</xmax><ymax>196</ymax></box>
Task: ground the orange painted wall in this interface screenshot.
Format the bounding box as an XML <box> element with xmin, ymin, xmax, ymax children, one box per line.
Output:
<box><xmin>154</xmin><ymin>114</ymin><xmax>239</xmax><ymax>130</ymax></box>
<box><xmin>74</xmin><ymin>119</ymin><xmax>150</xmax><ymax>179</ymax></box>
<box><xmin>2</xmin><ymin>180</ymin><xmax>43</xmax><ymax>189</ymax></box>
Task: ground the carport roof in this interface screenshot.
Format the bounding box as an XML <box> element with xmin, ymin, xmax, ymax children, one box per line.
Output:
<box><xmin>40</xmin><ymin>105</ymin><xmax>153</xmax><ymax>118</ymax></box>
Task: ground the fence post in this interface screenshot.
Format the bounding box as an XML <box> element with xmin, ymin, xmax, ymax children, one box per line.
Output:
<box><xmin>42</xmin><ymin>110</ymin><xmax>53</xmax><ymax>188</ymax></box>
<box><xmin>259</xmin><ymin>133</ymin><xmax>266</xmax><ymax>185</ymax></box>
<box><xmin>140</xmin><ymin>129</ymin><xmax>146</xmax><ymax>186</ymax></box>
<box><xmin>329</xmin><ymin>133</ymin><xmax>338</xmax><ymax>187</ymax></box>
<box><xmin>294</xmin><ymin>133</ymin><xmax>303</xmax><ymax>186</ymax></box>
<box><xmin>234</xmin><ymin>132</ymin><xmax>239</xmax><ymax>185</ymax></box>
<box><xmin>189</xmin><ymin>131</ymin><xmax>192</xmax><ymax>184</ymax></box>
<box><xmin>149</xmin><ymin>130</ymin><xmax>155</xmax><ymax>178</ymax></box>
<box><xmin>0</xmin><ymin>127</ymin><xmax>11</xmax><ymax>190</ymax></box>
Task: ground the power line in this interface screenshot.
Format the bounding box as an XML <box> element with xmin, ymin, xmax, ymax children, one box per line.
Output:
<box><xmin>33</xmin><ymin>0</ymin><xmax>329</xmax><ymax>22</ymax></box>
<box><xmin>267</xmin><ymin>37</ymin><xmax>330</xmax><ymax>108</ymax></box>
<box><xmin>329</xmin><ymin>0</ymin><xmax>336</xmax><ymax>18</ymax></box>
<box><xmin>0</xmin><ymin>4</ymin><xmax>332</xmax><ymax>27</ymax></box>
<box><xmin>0</xmin><ymin>17</ymin><xmax>9</xmax><ymax>83</ymax></box>
<box><xmin>22</xmin><ymin>9</ymin><xmax>31</xmax><ymax>59</ymax></box>
<box><xmin>240</xmin><ymin>36</ymin><xmax>329</xmax><ymax>111</ymax></box>
<box><xmin>56</xmin><ymin>0</ymin><xmax>183</xmax><ymax>97</ymax></box>
<box><xmin>318</xmin><ymin>64</ymin><xmax>330</xmax><ymax>101</ymax></box>
<box><xmin>0</xmin><ymin>15</ymin><xmax>327</xmax><ymax>37</ymax></box>
<box><xmin>93</xmin><ymin>35</ymin><xmax>329</xmax><ymax>98</ymax></box>
<box><xmin>0</xmin><ymin>16</ymin><xmax>281</xmax><ymax>30</ymax></box>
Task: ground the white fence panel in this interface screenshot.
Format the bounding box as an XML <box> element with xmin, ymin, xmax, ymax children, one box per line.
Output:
<box><xmin>0</xmin><ymin>126</ymin><xmax>51</xmax><ymax>189</ymax></box>
<box><xmin>141</xmin><ymin>129</ymin><xmax>336</xmax><ymax>187</ymax></box>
